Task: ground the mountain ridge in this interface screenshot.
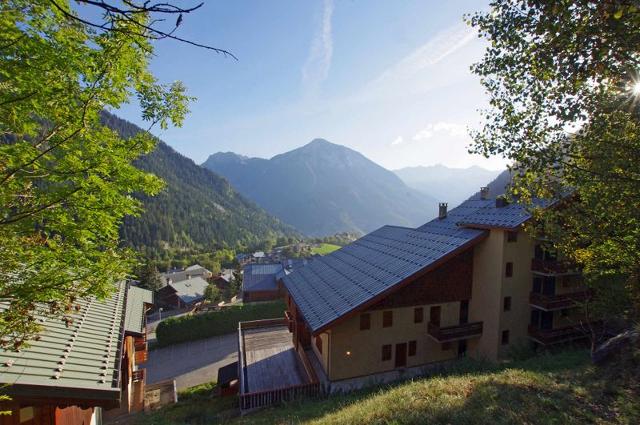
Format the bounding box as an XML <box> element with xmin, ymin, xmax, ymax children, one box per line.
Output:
<box><xmin>203</xmin><ymin>139</ymin><xmax>439</xmax><ymax>236</ymax></box>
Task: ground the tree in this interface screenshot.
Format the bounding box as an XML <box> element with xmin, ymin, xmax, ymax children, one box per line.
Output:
<box><xmin>138</xmin><ymin>264</ymin><xmax>163</xmax><ymax>292</ymax></box>
<box><xmin>468</xmin><ymin>1</ymin><xmax>640</xmax><ymax>326</ymax></box>
<box><xmin>204</xmin><ymin>284</ymin><xmax>221</xmax><ymax>304</ymax></box>
<box><xmin>0</xmin><ymin>0</ymin><xmax>231</xmax><ymax>347</ymax></box>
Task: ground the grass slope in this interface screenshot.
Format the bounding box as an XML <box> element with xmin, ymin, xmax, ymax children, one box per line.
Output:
<box><xmin>135</xmin><ymin>349</ymin><xmax>639</xmax><ymax>425</ymax></box>
<box><xmin>310</xmin><ymin>243</ymin><xmax>340</xmax><ymax>255</ymax></box>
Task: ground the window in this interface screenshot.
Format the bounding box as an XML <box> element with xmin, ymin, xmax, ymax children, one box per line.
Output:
<box><xmin>383</xmin><ymin>311</ymin><xmax>393</xmax><ymax>328</ymax></box>
<box><xmin>501</xmin><ymin>330</ymin><xmax>510</xmax><ymax>345</ymax></box>
<box><xmin>408</xmin><ymin>340</ymin><xmax>417</xmax><ymax>356</ymax></box>
<box><xmin>505</xmin><ymin>262</ymin><xmax>513</xmax><ymax>277</ymax></box>
<box><xmin>382</xmin><ymin>344</ymin><xmax>392</xmax><ymax>361</ymax></box>
<box><xmin>414</xmin><ymin>307</ymin><xmax>423</xmax><ymax>324</ymax></box>
<box><xmin>459</xmin><ymin>300</ymin><xmax>469</xmax><ymax>324</ymax></box>
<box><xmin>430</xmin><ymin>306</ymin><xmax>441</xmax><ymax>325</ymax></box>
<box><xmin>503</xmin><ymin>296</ymin><xmax>512</xmax><ymax>312</ymax></box>
<box><xmin>507</xmin><ymin>231</ymin><xmax>518</xmax><ymax>242</ymax></box>
<box><xmin>458</xmin><ymin>340</ymin><xmax>467</xmax><ymax>358</ymax></box>
<box><xmin>560</xmin><ymin>309</ymin><xmax>569</xmax><ymax>318</ymax></box>
<box><xmin>315</xmin><ymin>335</ymin><xmax>322</xmax><ymax>354</ymax></box>
<box><xmin>360</xmin><ymin>313</ymin><xmax>371</xmax><ymax>330</ymax></box>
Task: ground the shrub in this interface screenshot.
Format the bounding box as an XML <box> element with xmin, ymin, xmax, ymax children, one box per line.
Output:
<box><xmin>155</xmin><ymin>300</ymin><xmax>286</xmax><ymax>347</ymax></box>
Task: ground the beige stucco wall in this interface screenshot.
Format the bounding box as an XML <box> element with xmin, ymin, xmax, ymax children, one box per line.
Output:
<box><xmin>498</xmin><ymin>229</ymin><xmax>535</xmax><ymax>357</ymax></box>
<box><xmin>325</xmin><ymin>303</ymin><xmax>461</xmax><ymax>381</ymax></box>
<box><xmin>468</xmin><ymin>229</ymin><xmax>504</xmax><ymax>361</ymax></box>
<box><xmin>469</xmin><ymin>228</ymin><xmax>535</xmax><ymax>360</ymax></box>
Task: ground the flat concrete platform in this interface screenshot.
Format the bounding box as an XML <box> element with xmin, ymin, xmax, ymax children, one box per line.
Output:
<box><xmin>242</xmin><ymin>325</ymin><xmax>309</xmax><ymax>393</ymax></box>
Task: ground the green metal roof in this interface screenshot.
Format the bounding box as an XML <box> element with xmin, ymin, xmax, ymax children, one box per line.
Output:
<box><xmin>124</xmin><ymin>286</ymin><xmax>153</xmax><ymax>335</ymax></box>
<box><xmin>0</xmin><ymin>281</ymin><xmax>129</xmax><ymax>404</ymax></box>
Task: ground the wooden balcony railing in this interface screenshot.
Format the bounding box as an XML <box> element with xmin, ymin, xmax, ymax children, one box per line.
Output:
<box><xmin>284</xmin><ymin>310</ymin><xmax>294</xmax><ymax>333</ymax></box>
<box><xmin>531</xmin><ymin>258</ymin><xmax>578</xmax><ymax>275</ymax></box>
<box><xmin>239</xmin><ymin>382</ymin><xmax>320</xmax><ymax>411</ymax></box>
<box><xmin>529</xmin><ymin>290</ymin><xmax>591</xmax><ymax>311</ymax></box>
<box><xmin>132</xmin><ymin>368</ymin><xmax>145</xmax><ymax>383</ymax></box>
<box><xmin>427</xmin><ymin>321</ymin><xmax>483</xmax><ymax>343</ymax></box>
<box><xmin>135</xmin><ymin>348</ymin><xmax>148</xmax><ymax>364</ymax></box>
<box><xmin>527</xmin><ymin>323</ymin><xmax>599</xmax><ymax>345</ymax></box>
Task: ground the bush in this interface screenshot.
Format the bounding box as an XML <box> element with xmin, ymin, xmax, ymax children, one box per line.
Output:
<box><xmin>155</xmin><ymin>300</ymin><xmax>286</xmax><ymax>347</ymax></box>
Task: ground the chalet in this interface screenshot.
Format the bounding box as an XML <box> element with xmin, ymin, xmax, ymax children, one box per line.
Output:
<box><xmin>212</xmin><ymin>269</ymin><xmax>235</xmax><ymax>289</ymax></box>
<box><xmin>241</xmin><ymin>260</ymin><xmax>310</xmax><ymax>303</ymax></box>
<box><xmin>236</xmin><ymin>188</ymin><xmax>589</xmax><ymax>410</ymax></box>
<box><xmin>160</xmin><ymin>264</ymin><xmax>212</xmax><ymax>287</ymax></box>
<box><xmin>0</xmin><ymin>282</ymin><xmax>153</xmax><ymax>425</ymax></box>
<box><xmin>241</xmin><ymin>263</ymin><xmax>286</xmax><ymax>303</ymax></box>
<box><xmin>156</xmin><ymin>276</ymin><xmax>209</xmax><ymax>309</ymax></box>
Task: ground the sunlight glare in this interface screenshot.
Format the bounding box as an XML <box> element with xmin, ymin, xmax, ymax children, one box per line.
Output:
<box><xmin>632</xmin><ymin>81</ymin><xmax>640</xmax><ymax>96</ymax></box>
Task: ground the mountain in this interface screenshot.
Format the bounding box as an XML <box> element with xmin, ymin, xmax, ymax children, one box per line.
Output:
<box><xmin>202</xmin><ymin>139</ymin><xmax>439</xmax><ymax>236</ymax></box>
<box><xmin>394</xmin><ymin>164</ymin><xmax>502</xmax><ymax>207</ymax></box>
<box><xmin>100</xmin><ymin>112</ymin><xmax>299</xmax><ymax>252</ymax></box>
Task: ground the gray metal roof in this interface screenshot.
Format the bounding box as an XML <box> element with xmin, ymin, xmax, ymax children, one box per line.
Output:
<box><xmin>161</xmin><ymin>265</ymin><xmax>210</xmax><ymax>286</ymax></box>
<box><xmin>242</xmin><ymin>263</ymin><xmax>285</xmax><ymax>292</ymax></box>
<box><xmin>124</xmin><ymin>286</ymin><xmax>153</xmax><ymax>335</ymax></box>
<box><xmin>283</xmin><ymin>195</ymin><xmax>552</xmax><ymax>333</ymax></box>
<box><xmin>454</xmin><ymin>198</ymin><xmax>551</xmax><ymax>229</ymax></box>
<box><xmin>169</xmin><ymin>277</ymin><xmax>209</xmax><ymax>304</ymax></box>
<box><xmin>282</xmin><ymin>223</ymin><xmax>486</xmax><ymax>332</ymax></box>
<box><xmin>0</xmin><ymin>281</ymin><xmax>129</xmax><ymax>403</ymax></box>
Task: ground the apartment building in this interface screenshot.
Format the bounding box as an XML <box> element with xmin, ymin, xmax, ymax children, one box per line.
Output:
<box><xmin>275</xmin><ymin>188</ymin><xmax>586</xmax><ymax>390</ymax></box>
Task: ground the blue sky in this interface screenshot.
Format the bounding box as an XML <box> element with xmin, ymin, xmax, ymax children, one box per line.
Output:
<box><xmin>114</xmin><ymin>0</ymin><xmax>505</xmax><ymax>171</ymax></box>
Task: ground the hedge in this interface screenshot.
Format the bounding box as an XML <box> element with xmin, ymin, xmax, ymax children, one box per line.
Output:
<box><xmin>155</xmin><ymin>300</ymin><xmax>286</xmax><ymax>347</ymax></box>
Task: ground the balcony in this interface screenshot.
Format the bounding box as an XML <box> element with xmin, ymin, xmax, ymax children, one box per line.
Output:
<box><xmin>132</xmin><ymin>368</ymin><xmax>145</xmax><ymax>383</ymax></box>
<box><xmin>427</xmin><ymin>321</ymin><xmax>483</xmax><ymax>343</ymax></box>
<box><xmin>284</xmin><ymin>310</ymin><xmax>294</xmax><ymax>333</ymax></box>
<box><xmin>238</xmin><ymin>319</ymin><xmax>320</xmax><ymax>412</ymax></box>
<box><xmin>531</xmin><ymin>258</ymin><xmax>578</xmax><ymax>275</ymax></box>
<box><xmin>529</xmin><ymin>290</ymin><xmax>590</xmax><ymax>311</ymax></box>
<box><xmin>527</xmin><ymin>323</ymin><xmax>597</xmax><ymax>345</ymax></box>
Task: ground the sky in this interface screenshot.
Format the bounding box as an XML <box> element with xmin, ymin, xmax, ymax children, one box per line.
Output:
<box><xmin>113</xmin><ymin>0</ymin><xmax>506</xmax><ymax>171</ymax></box>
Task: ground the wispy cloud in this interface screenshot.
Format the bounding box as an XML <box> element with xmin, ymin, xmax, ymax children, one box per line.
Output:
<box><xmin>391</xmin><ymin>122</ymin><xmax>469</xmax><ymax>148</ymax></box>
<box><xmin>353</xmin><ymin>23</ymin><xmax>478</xmax><ymax>104</ymax></box>
<box><xmin>412</xmin><ymin>122</ymin><xmax>467</xmax><ymax>141</ymax></box>
<box><xmin>301</xmin><ymin>0</ymin><xmax>334</xmax><ymax>97</ymax></box>
<box><xmin>391</xmin><ymin>136</ymin><xmax>404</xmax><ymax>146</ymax></box>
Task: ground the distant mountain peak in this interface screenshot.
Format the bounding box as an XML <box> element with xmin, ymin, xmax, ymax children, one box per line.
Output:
<box><xmin>203</xmin><ymin>141</ymin><xmax>438</xmax><ymax>236</ymax></box>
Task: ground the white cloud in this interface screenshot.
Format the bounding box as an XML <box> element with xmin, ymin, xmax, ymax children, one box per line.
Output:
<box><xmin>391</xmin><ymin>136</ymin><xmax>404</xmax><ymax>146</ymax></box>
<box><xmin>301</xmin><ymin>0</ymin><xmax>334</xmax><ymax>97</ymax></box>
<box><xmin>413</xmin><ymin>122</ymin><xmax>468</xmax><ymax>141</ymax></box>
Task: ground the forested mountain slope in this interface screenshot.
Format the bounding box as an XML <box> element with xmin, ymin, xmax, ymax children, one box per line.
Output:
<box><xmin>101</xmin><ymin>112</ymin><xmax>299</xmax><ymax>252</ymax></box>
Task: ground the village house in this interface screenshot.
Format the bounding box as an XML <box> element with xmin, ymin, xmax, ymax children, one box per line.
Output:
<box><xmin>155</xmin><ymin>276</ymin><xmax>209</xmax><ymax>309</ymax></box>
<box><xmin>160</xmin><ymin>264</ymin><xmax>212</xmax><ymax>288</ymax></box>
<box><xmin>241</xmin><ymin>259</ymin><xmax>309</xmax><ymax>303</ymax></box>
<box><xmin>235</xmin><ymin>188</ymin><xmax>589</xmax><ymax>411</ymax></box>
<box><xmin>0</xmin><ymin>282</ymin><xmax>153</xmax><ymax>425</ymax></box>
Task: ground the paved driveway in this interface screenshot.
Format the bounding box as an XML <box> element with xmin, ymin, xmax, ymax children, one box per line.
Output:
<box><xmin>144</xmin><ymin>333</ymin><xmax>238</xmax><ymax>390</ymax></box>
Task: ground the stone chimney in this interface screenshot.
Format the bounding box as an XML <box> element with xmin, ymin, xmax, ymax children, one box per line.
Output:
<box><xmin>438</xmin><ymin>202</ymin><xmax>448</xmax><ymax>219</ymax></box>
<box><xmin>480</xmin><ymin>186</ymin><xmax>489</xmax><ymax>200</ymax></box>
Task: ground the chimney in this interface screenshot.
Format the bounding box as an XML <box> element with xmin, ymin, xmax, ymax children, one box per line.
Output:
<box><xmin>438</xmin><ymin>202</ymin><xmax>448</xmax><ymax>219</ymax></box>
<box><xmin>495</xmin><ymin>196</ymin><xmax>508</xmax><ymax>208</ymax></box>
<box><xmin>480</xmin><ymin>186</ymin><xmax>489</xmax><ymax>200</ymax></box>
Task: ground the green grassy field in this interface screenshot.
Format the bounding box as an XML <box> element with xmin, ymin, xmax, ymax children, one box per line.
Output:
<box><xmin>310</xmin><ymin>243</ymin><xmax>340</xmax><ymax>255</ymax></box>
<box><xmin>134</xmin><ymin>349</ymin><xmax>639</xmax><ymax>425</ymax></box>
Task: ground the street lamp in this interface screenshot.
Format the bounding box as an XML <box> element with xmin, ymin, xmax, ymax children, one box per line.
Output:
<box><xmin>158</xmin><ymin>307</ymin><xmax>163</xmax><ymax>321</ymax></box>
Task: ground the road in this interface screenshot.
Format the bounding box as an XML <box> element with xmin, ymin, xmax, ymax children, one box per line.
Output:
<box><xmin>144</xmin><ymin>333</ymin><xmax>238</xmax><ymax>390</ymax></box>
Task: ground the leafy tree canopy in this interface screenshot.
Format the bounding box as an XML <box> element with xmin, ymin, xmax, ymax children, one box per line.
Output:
<box><xmin>0</xmin><ymin>0</ymin><xmax>199</xmax><ymax>346</ymax></box>
<box><xmin>469</xmin><ymin>1</ymin><xmax>640</xmax><ymax>317</ymax></box>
